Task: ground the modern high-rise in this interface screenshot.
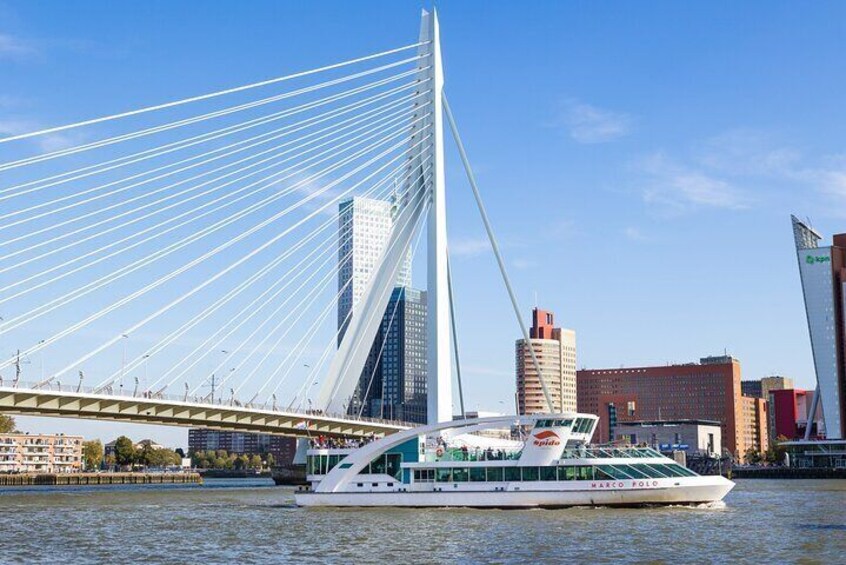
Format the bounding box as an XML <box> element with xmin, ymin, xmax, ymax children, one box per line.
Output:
<box><xmin>187</xmin><ymin>429</ymin><xmax>297</xmax><ymax>465</ymax></box>
<box><xmin>516</xmin><ymin>308</ymin><xmax>577</xmax><ymax>415</ymax></box>
<box><xmin>337</xmin><ymin>197</ymin><xmax>425</xmax><ymax>423</ymax></box>
<box><xmin>792</xmin><ymin>215</ymin><xmax>846</xmax><ymax>439</ymax></box>
<box><xmin>577</xmin><ymin>355</ymin><xmax>769</xmax><ymax>461</ymax></box>
<box><xmin>349</xmin><ymin>287</ymin><xmax>428</xmax><ymax>423</ymax></box>
<box><xmin>337</xmin><ymin>197</ymin><xmax>411</xmax><ymax>342</ymax></box>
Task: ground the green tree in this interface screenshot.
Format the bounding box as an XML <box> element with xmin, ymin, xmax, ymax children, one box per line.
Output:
<box><xmin>265</xmin><ymin>453</ymin><xmax>275</xmax><ymax>468</ymax></box>
<box><xmin>113</xmin><ymin>436</ymin><xmax>137</xmax><ymax>467</ymax></box>
<box><xmin>765</xmin><ymin>435</ymin><xmax>788</xmax><ymax>465</ymax></box>
<box><xmin>175</xmin><ymin>448</ymin><xmax>186</xmax><ymax>459</ymax></box>
<box><xmin>213</xmin><ymin>456</ymin><xmax>228</xmax><ymax>469</ymax></box>
<box><xmin>234</xmin><ymin>454</ymin><xmax>249</xmax><ymax>470</ymax></box>
<box><xmin>248</xmin><ymin>454</ymin><xmax>262</xmax><ymax>470</ymax></box>
<box><xmin>744</xmin><ymin>448</ymin><xmax>762</xmax><ymax>465</ymax></box>
<box><xmin>0</xmin><ymin>414</ymin><xmax>16</xmax><ymax>433</ymax></box>
<box><xmin>82</xmin><ymin>440</ymin><xmax>104</xmax><ymax>471</ymax></box>
<box><xmin>104</xmin><ymin>454</ymin><xmax>116</xmax><ymax>470</ymax></box>
<box><xmin>141</xmin><ymin>447</ymin><xmax>181</xmax><ymax>467</ymax></box>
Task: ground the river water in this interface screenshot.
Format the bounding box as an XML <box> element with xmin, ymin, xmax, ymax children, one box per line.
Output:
<box><xmin>0</xmin><ymin>478</ymin><xmax>843</xmax><ymax>564</ymax></box>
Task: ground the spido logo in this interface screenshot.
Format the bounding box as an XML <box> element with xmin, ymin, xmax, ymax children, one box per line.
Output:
<box><xmin>532</xmin><ymin>430</ymin><xmax>561</xmax><ymax>447</ymax></box>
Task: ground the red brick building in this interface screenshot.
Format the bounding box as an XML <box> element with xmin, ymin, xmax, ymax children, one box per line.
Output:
<box><xmin>577</xmin><ymin>355</ymin><xmax>767</xmax><ymax>460</ymax></box>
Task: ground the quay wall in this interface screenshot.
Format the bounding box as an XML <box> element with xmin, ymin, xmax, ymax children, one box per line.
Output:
<box><xmin>732</xmin><ymin>467</ymin><xmax>846</xmax><ymax>479</ymax></box>
<box><xmin>0</xmin><ymin>472</ymin><xmax>202</xmax><ymax>487</ymax></box>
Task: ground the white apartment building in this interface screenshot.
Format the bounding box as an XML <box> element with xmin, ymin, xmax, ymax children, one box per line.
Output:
<box><xmin>0</xmin><ymin>433</ymin><xmax>83</xmax><ymax>474</ymax></box>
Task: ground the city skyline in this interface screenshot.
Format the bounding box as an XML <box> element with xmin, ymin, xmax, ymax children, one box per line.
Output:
<box><xmin>3</xmin><ymin>1</ymin><xmax>846</xmax><ymax>445</ymax></box>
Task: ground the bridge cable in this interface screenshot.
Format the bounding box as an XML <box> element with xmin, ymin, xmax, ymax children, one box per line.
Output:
<box><xmin>20</xmin><ymin>131</ymin><xmax>433</xmax><ymax>380</ymax></box>
<box><xmin>0</xmin><ymin>41</ymin><xmax>428</xmax><ymax>145</ymax></box>
<box><xmin>443</xmin><ymin>92</ymin><xmax>555</xmax><ymax>412</ymax></box>
<box><xmin>0</xmin><ymin>99</ymin><xmax>426</xmax><ymax>295</ymax></box>
<box><xmin>0</xmin><ymin>72</ymin><xmax>428</xmax><ymax>221</ymax></box>
<box><xmin>261</xmin><ymin>165</ymin><xmax>431</xmax><ymax>405</ymax></box>
<box><xmin>0</xmin><ymin>113</ymin><xmax>431</xmax><ymax>326</ymax></box>
<box><xmin>143</xmin><ymin>163</ymin><xmax>414</xmax><ymax>393</ymax></box>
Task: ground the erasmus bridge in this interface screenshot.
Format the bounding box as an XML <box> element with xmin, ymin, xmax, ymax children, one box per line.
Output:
<box><xmin>0</xmin><ymin>11</ymin><xmax>552</xmax><ymax>439</ymax></box>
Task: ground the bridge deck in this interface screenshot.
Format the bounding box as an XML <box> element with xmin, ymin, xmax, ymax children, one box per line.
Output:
<box><xmin>0</xmin><ymin>386</ymin><xmax>409</xmax><ymax>439</ymax></box>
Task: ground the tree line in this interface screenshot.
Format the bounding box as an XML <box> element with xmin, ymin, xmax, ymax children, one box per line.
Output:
<box><xmin>81</xmin><ymin>436</ymin><xmax>184</xmax><ymax>471</ymax></box>
<box><xmin>190</xmin><ymin>449</ymin><xmax>275</xmax><ymax>470</ymax></box>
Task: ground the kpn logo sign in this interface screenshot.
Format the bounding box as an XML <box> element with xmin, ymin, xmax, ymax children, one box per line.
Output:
<box><xmin>806</xmin><ymin>255</ymin><xmax>831</xmax><ymax>265</ymax></box>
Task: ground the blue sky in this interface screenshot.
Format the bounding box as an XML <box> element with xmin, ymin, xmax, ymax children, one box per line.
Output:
<box><xmin>2</xmin><ymin>1</ymin><xmax>845</xmax><ymax>447</ymax></box>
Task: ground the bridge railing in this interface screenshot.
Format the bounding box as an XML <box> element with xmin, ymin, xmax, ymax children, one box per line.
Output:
<box><xmin>0</xmin><ymin>379</ymin><xmax>410</xmax><ymax>428</ymax></box>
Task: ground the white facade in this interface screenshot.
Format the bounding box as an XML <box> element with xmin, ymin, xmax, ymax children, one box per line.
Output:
<box><xmin>337</xmin><ymin>196</ymin><xmax>411</xmax><ymax>341</ymax></box>
<box><xmin>797</xmin><ymin>246</ymin><xmax>842</xmax><ymax>439</ymax></box>
<box><xmin>793</xmin><ymin>214</ymin><xmax>843</xmax><ymax>440</ymax></box>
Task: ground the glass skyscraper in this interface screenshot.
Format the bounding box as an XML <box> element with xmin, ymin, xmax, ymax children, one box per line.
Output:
<box><xmin>337</xmin><ymin>197</ymin><xmax>426</xmax><ymax>423</ymax></box>
<box><xmin>792</xmin><ymin>214</ymin><xmax>846</xmax><ymax>439</ymax></box>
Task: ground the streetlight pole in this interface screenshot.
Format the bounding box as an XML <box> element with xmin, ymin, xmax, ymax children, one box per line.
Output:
<box><xmin>119</xmin><ymin>334</ymin><xmax>129</xmax><ymax>393</ymax></box>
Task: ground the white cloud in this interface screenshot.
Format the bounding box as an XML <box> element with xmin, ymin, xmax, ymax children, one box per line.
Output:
<box><xmin>0</xmin><ymin>33</ymin><xmax>35</xmax><ymax>61</ymax></box>
<box><xmin>450</xmin><ymin>236</ymin><xmax>490</xmax><ymax>258</ymax></box>
<box><xmin>697</xmin><ymin>128</ymin><xmax>801</xmax><ymax>177</ymax></box>
<box><xmin>511</xmin><ymin>258</ymin><xmax>536</xmax><ymax>270</ymax></box>
<box><xmin>553</xmin><ymin>99</ymin><xmax>633</xmax><ymax>144</ymax></box>
<box><xmin>623</xmin><ymin>227</ymin><xmax>648</xmax><ymax>242</ymax></box>
<box><xmin>638</xmin><ymin>152</ymin><xmax>749</xmax><ymax>213</ymax></box>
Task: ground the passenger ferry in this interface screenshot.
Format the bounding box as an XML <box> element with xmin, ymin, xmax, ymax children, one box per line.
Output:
<box><xmin>295</xmin><ymin>412</ymin><xmax>735</xmax><ymax>507</ymax></box>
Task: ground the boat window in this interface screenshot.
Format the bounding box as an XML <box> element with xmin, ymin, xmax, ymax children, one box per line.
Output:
<box><xmin>370</xmin><ymin>455</ymin><xmax>387</xmax><ymax>475</ymax></box>
<box><xmin>677</xmin><ymin>465</ymin><xmax>697</xmax><ymax>477</ymax></box>
<box><xmin>356</xmin><ymin>483</ymin><xmax>363</xmax><ymax>487</ymax></box>
<box><xmin>521</xmin><ymin>467</ymin><xmax>539</xmax><ymax>481</ymax></box>
<box><xmin>418</xmin><ymin>469</ymin><xmax>435</xmax><ymax>482</ymax></box>
<box><xmin>504</xmin><ymin>467</ymin><xmax>520</xmax><ymax>482</ymax></box>
<box><xmin>578</xmin><ymin>418</ymin><xmax>595</xmax><ymax>434</ymax></box>
<box><xmin>371</xmin><ymin>483</ymin><xmax>378</xmax><ymax>487</ymax></box>
<box><xmin>470</xmin><ymin>467</ymin><xmax>486</xmax><ymax>482</ymax></box>
<box><xmin>486</xmin><ymin>467</ymin><xmax>504</xmax><ymax>482</ymax></box>
<box><xmin>386</xmin><ymin>453</ymin><xmax>402</xmax><ymax>479</ymax></box>
<box><xmin>659</xmin><ymin>464</ymin><xmax>696</xmax><ymax>478</ymax></box>
<box><xmin>593</xmin><ymin>466</ymin><xmax>615</xmax><ymax>480</ymax></box>
<box><xmin>540</xmin><ymin>466</ymin><xmax>557</xmax><ymax>481</ymax></box>
<box><xmin>452</xmin><ymin>468</ymin><xmax>469</xmax><ymax>482</ymax></box>
<box><xmin>642</xmin><ymin>463</ymin><xmax>672</xmax><ymax>478</ymax></box>
<box><xmin>557</xmin><ymin>466</ymin><xmax>576</xmax><ymax>481</ymax></box>
<box><xmin>576</xmin><ymin>466</ymin><xmax>593</xmax><ymax>481</ymax></box>
<box><xmin>435</xmin><ymin>468</ymin><xmax>452</xmax><ymax>482</ymax></box>
<box><xmin>616</xmin><ymin>464</ymin><xmax>649</xmax><ymax>479</ymax></box>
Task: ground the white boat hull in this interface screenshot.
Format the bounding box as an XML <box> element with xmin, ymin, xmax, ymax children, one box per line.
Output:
<box><xmin>296</xmin><ymin>476</ymin><xmax>734</xmax><ymax>508</ymax></box>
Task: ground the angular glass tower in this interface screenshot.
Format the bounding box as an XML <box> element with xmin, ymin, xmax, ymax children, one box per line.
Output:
<box><xmin>792</xmin><ymin>215</ymin><xmax>845</xmax><ymax>439</ymax></box>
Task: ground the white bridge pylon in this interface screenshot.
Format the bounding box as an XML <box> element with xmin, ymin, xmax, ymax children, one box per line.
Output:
<box><xmin>317</xmin><ymin>10</ymin><xmax>452</xmax><ymax>424</ymax></box>
<box><xmin>0</xmin><ymin>9</ymin><xmax>552</xmax><ymax>436</ymax></box>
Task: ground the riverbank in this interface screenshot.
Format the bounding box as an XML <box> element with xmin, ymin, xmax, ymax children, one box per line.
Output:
<box><xmin>0</xmin><ymin>472</ymin><xmax>202</xmax><ymax>487</ymax></box>
<box><xmin>732</xmin><ymin>466</ymin><xmax>846</xmax><ymax>479</ymax></box>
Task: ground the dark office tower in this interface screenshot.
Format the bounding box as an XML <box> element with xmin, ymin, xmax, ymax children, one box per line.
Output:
<box><xmin>347</xmin><ymin>287</ymin><xmax>428</xmax><ymax>423</ymax></box>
